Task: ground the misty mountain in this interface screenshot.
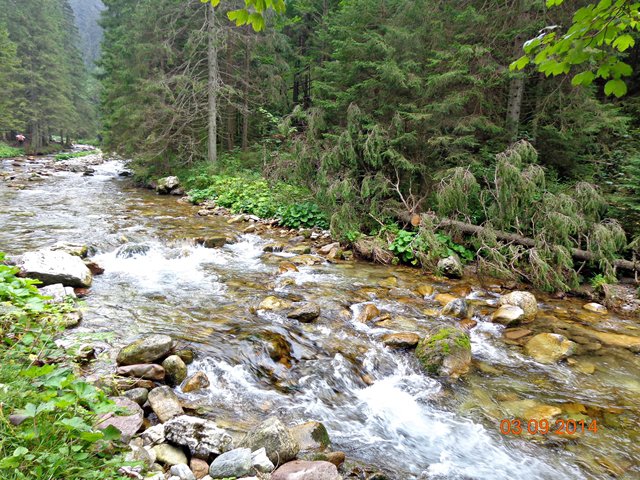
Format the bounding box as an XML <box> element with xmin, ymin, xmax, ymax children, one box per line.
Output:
<box><xmin>69</xmin><ymin>0</ymin><xmax>105</xmax><ymax>65</ymax></box>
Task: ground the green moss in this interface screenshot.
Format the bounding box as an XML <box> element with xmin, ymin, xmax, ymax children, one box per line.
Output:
<box><xmin>415</xmin><ymin>328</ymin><xmax>471</xmax><ymax>374</ymax></box>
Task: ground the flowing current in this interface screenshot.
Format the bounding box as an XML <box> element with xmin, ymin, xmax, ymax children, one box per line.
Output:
<box><xmin>1</xmin><ymin>157</ymin><xmax>638</xmax><ymax>479</ymax></box>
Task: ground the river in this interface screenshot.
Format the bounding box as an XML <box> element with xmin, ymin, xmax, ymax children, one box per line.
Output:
<box><xmin>1</xmin><ymin>155</ymin><xmax>638</xmax><ymax>479</ymax></box>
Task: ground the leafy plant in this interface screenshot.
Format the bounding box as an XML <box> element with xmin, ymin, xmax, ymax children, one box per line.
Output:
<box><xmin>590</xmin><ymin>273</ymin><xmax>615</xmax><ymax>291</ymax></box>
<box><xmin>389</xmin><ymin>230</ymin><xmax>474</xmax><ymax>266</ymax></box>
<box><xmin>278</xmin><ymin>202</ymin><xmax>329</xmax><ymax>229</ymax></box>
<box><xmin>55</xmin><ymin>150</ymin><xmax>98</xmax><ymax>161</ymax></box>
<box><xmin>0</xmin><ymin>142</ymin><xmax>23</xmax><ymax>158</ymax></box>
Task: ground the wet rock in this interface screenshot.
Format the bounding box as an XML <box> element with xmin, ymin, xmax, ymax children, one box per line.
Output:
<box><xmin>208</xmin><ymin>448</ymin><xmax>252</xmax><ymax>479</ymax></box>
<box><xmin>141</xmin><ymin>424</ymin><xmax>166</xmax><ymax>446</ymax></box>
<box><xmin>170</xmin><ymin>464</ymin><xmax>196</xmax><ymax>480</ymax></box>
<box><xmin>434</xmin><ymin>293</ymin><xmax>457</xmax><ymax>306</ymax></box>
<box><xmin>524</xmin><ymin>333</ymin><xmax>576</xmax><ymax>364</ymax></box>
<box><xmin>279</xmin><ymin>261</ymin><xmax>299</xmax><ymax>273</ymax></box>
<box><xmin>251</xmin><ymin>447</ymin><xmax>275</xmax><ymax>473</ymax></box>
<box><xmin>290</xmin><ymin>254</ymin><xmax>324</xmax><ymax>266</ymax></box>
<box><xmin>381</xmin><ymin>333</ymin><xmax>420</xmax><ymax>349</ymax></box>
<box><xmin>318</xmin><ymin>243</ymin><xmax>340</xmax><ymax>255</ymax></box>
<box><xmin>16</xmin><ymin>249</ymin><xmax>92</xmax><ymax>287</ymax></box>
<box><xmin>491</xmin><ymin>305</ymin><xmax>525</xmax><ymax>326</ymax></box>
<box><xmin>498</xmin><ymin>291</ymin><xmax>538</xmax><ymax>318</ymax></box>
<box><xmin>190</xmin><ymin>458</ymin><xmax>210</xmax><ymax>479</ymax></box>
<box><xmin>289</xmin><ymin>245</ymin><xmax>311</xmax><ymax>255</ymax></box>
<box><xmin>157</xmin><ymin>176</ymin><xmax>180</xmax><ymax>194</ymax></box>
<box><xmin>182</xmin><ymin>371</ymin><xmax>210</xmax><ymax>393</ymax></box>
<box><xmin>117</xmin><ymin>334</ymin><xmax>174</xmax><ymax>366</ymax></box>
<box><xmin>152</xmin><ymin>443</ymin><xmax>188</xmax><ymax>466</ymax></box>
<box><xmin>50</xmin><ymin>241</ymin><xmax>88</xmax><ymax>258</ymax></box>
<box><xmin>148</xmin><ymin>386</ymin><xmax>184</xmax><ymax>423</ymax></box>
<box><xmin>378</xmin><ymin>276</ymin><xmax>397</xmax><ymax>288</ymax></box>
<box><xmin>437</xmin><ymin>255</ymin><xmax>463</xmax><ymax>279</ymax></box>
<box><xmin>415</xmin><ymin>285</ymin><xmax>434</xmax><ymax>297</ymax></box>
<box><xmin>96</xmin><ymin>397</ymin><xmax>143</xmax><ymax>442</ymax></box>
<box><xmin>116</xmin><ymin>243</ymin><xmax>151</xmax><ymax>258</ymax></box>
<box><xmin>176</xmin><ymin>349</ymin><xmax>195</xmax><ymax>364</ymax></box>
<box><xmin>288</xmin><ymin>303</ymin><xmax>321</xmax><ymax>322</ymax></box>
<box><xmin>239</xmin><ymin>417</ymin><xmax>300</xmax><ymax>465</ymax></box>
<box><xmin>124</xmin><ymin>388</ymin><xmax>149</xmax><ymax>406</ymax></box>
<box><xmin>227</xmin><ymin>215</ymin><xmax>245</xmax><ymax>224</ymax></box>
<box><xmin>458</xmin><ymin>319</ymin><xmax>477</xmax><ymax>331</ymax></box>
<box><xmin>441</xmin><ymin>299</ymin><xmax>471</xmax><ymax>319</ymax></box>
<box><xmin>583</xmin><ymin>303</ymin><xmax>608</xmax><ymax>315</ymax></box>
<box><xmin>290</xmin><ymin>421</ymin><xmax>330</xmax><ymax>451</ymax></box>
<box><xmin>115</xmin><ymin>377</ymin><xmax>156</xmax><ymax>391</ymax></box>
<box><xmin>355</xmin><ymin>304</ymin><xmax>380</xmax><ymax>323</ymax></box>
<box><xmin>117</xmin><ymin>364</ymin><xmax>166</xmax><ymax>381</ymax></box>
<box><xmin>326</xmin><ymin>247</ymin><xmax>344</xmax><ymax>262</ymax></box>
<box><xmin>195</xmin><ymin>236</ymin><xmax>229</xmax><ymax>249</ymax></box>
<box><xmin>163</xmin><ymin>355</ymin><xmax>188</xmax><ymax>386</ymax></box>
<box><xmin>243</xmin><ymin>225</ymin><xmax>256</xmax><ymax>234</ymax></box>
<box><xmin>501</xmin><ymin>399</ymin><xmax>562</xmax><ymax>421</ymax></box>
<box><xmin>325</xmin><ymin>452</ymin><xmax>346</xmax><ymax>469</ymax></box>
<box><xmin>84</xmin><ymin>260</ymin><xmax>105</xmax><ymax>275</ymax></box>
<box><xmin>271</xmin><ymin>460</ymin><xmax>341</xmax><ymax>480</ymax></box>
<box><xmin>164</xmin><ymin>415</ymin><xmax>232</xmax><ymax>459</ymax></box>
<box><xmin>415</xmin><ymin>327</ymin><xmax>472</xmax><ymax>379</ymax></box>
<box><xmin>259</xmin><ymin>296</ymin><xmax>293</xmax><ymax>311</ymax></box>
<box><xmin>503</xmin><ymin>328</ymin><xmax>532</xmax><ymax>341</ymax></box>
<box><xmin>567</xmin><ymin>358</ymin><xmax>596</xmax><ymax>374</ymax></box>
<box><xmin>262</xmin><ymin>331</ymin><xmax>294</xmax><ymax>367</ymax></box>
<box><xmin>263</xmin><ymin>243</ymin><xmax>286</xmax><ymax>253</ymax></box>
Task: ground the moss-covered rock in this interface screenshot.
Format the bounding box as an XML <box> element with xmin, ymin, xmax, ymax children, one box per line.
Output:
<box><xmin>415</xmin><ymin>327</ymin><xmax>471</xmax><ymax>379</ymax></box>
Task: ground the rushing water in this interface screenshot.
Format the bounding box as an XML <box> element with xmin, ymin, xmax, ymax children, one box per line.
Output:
<box><xmin>1</xmin><ymin>156</ymin><xmax>639</xmax><ymax>479</ymax></box>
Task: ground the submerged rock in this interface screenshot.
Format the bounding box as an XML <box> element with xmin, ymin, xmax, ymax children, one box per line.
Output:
<box><xmin>583</xmin><ymin>302</ymin><xmax>608</xmax><ymax>315</ymax></box>
<box><xmin>271</xmin><ymin>460</ymin><xmax>342</xmax><ymax>480</ymax></box>
<box><xmin>164</xmin><ymin>415</ymin><xmax>232</xmax><ymax>459</ymax></box>
<box><xmin>491</xmin><ymin>305</ymin><xmax>525</xmax><ymax>326</ymax></box>
<box><xmin>524</xmin><ymin>333</ymin><xmax>576</xmax><ymax>364</ymax></box>
<box><xmin>259</xmin><ymin>296</ymin><xmax>293</xmax><ymax>311</ymax></box>
<box><xmin>239</xmin><ymin>417</ymin><xmax>300</xmax><ymax>465</ymax></box>
<box><xmin>16</xmin><ymin>249</ymin><xmax>93</xmax><ymax>287</ymax></box>
<box><xmin>441</xmin><ymin>298</ymin><xmax>471</xmax><ymax>319</ymax></box>
<box><xmin>163</xmin><ymin>355</ymin><xmax>188</xmax><ymax>386</ymax></box>
<box><xmin>415</xmin><ymin>327</ymin><xmax>471</xmax><ymax>379</ymax></box>
<box><xmin>437</xmin><ymin>255</ymin><xmax>463</xmax><ymax>279</ymax></box>
<box><xmin>287</xmin><ymin>303</ymin><xmax>321</xmax><ymax>322</ymax></box>
<box><xmin>116</xmin><ymin>243</ymin><xmax>151</xmax><ymax>258</ymax></box>
<box><xmin>117</xmin><ymin>334</ymin><xmax>174</xmax><ymax>366</ymax></box>
<box><xmin>498</xmin><ymin>291</ymin><xmax>538</xmax><ymax>318</ymax></box>
<box><xmin>148</xmin><ymin>386</ymin><xmax>184</xmax><ymax>423</ymax></box>
<box><xmin>355</xmin><ymin>303</ymin><xmax>380</xmax><ymax>323</ymax></box>
<box><xmin>182</xmin><ymin>371</ymin><xmax>210</xmax><ymax>393</ymax></box>
<box><xmin>290</xmin><ymin>254</ymin><xmax>324</xmax><ymax>266</ymax></box>
<box><xmin>208</xmin><ymin>448</ymin><xmax>252</xmax><ymax>479</ymax></box>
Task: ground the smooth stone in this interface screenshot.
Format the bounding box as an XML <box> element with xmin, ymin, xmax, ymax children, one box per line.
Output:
<box><xmin>84</xmin><ymin>259</ymin><xmax>105</xmax><ymax>275</ymax></box>
<box><xmin>434</xmin><ymin>293</ymin><xmax>457</xmax><ymax>306</ymax></box>
<box><xmin>49</xmin><ymin>241</ymin><xmax>88</xmax><ymax>258</ymax></box>
<box><xmin>279</xmin><ymin>261</ymin><xmax>299</xmax><ymax>273</ymax></box>
<box><xmin>289</xmin><ymin>254</ymin><xmax>324</xmax><ymax>266</ymax></box>
<box><xmin>416</xmin><ymin>285</ymin><xmax>434</xmax><ymax>297</ymax></box>
<box><xmin>163</xmin><ymin>355</ymin><xmax>188</xmax><ymax>386</ymax></box>
<box><xmin>209</xmin><ymin>448</ymin><xmax>252</xmax><ymax>479</ymax></box>
<box><xmin>501</xmin><ymin>399</ymin><xmax>562</xmax><ymax>421</ymax></box>
<box><xmin>491</xmin><ymin>305</ymin><xmax>525</xmax><ymax>326</ymax></box>
<box><xmin>583</xmin><ymin>302</ymin><xmax>608</xmax><ymax>315</ymax></box>
<box><xmin>124</xmin><ymin>387</ymin><xmax>149</xmax><ymax>406</ymax></box>
<box><xmin>170</xmin><ymin>464</ymin><xmax>196</xmax><ymax>480</ymax></box>
<box><xmin>325</xmin><ymin>452</ymin><xmax>345</xmax><ymax>468</ymax></box>
<box><xmin>287</xmin><ymin>303</ymin><xmax>321</xmax><ymax>322</ymax></box>
<box><xmin>164</xmin><ymin>415</ymin><xmax>232</xmax><ymax>458</ymax></box>
<box><xmin>148</xmin><ymin>386</ymin><xmax>184</xmax><ymax>423</ymax></box>
<box><xmin>157</xmin><ymin>176</ymin><xmax>180</xmax><ymax>194</ymax></box>
<box><xmin>290</xmin><ymin>421</ymin><xmax>330</xmax><ymax>451</ymax></box>
<box><xmin>498</xmin><ymin>291</ymin><xmax>538</xmax><ymax>318</ymax></box>
<box><xmin>152</xmin><ymin>443</ymin><xmax>188</xmax><ymax>466</ymax></box>
<box><xmin>259</xmin><ymin>296</ymin><xmax>293</xmax><ymax>311</ymax></box>
<box><xmin>117</xmin><ymin>334</ymin><xmax>174</xmax><ymax>366</ymax></box>
<box><xmin>251</xmin><ymin>447</ymin><xmax>274</xmax><ymax>473</ymax></box>
<box><xmin>127</xmin><ymin>442</ymin><xmax>156</xmax><ymax>469</ymax></box>
<box><xmin>239</xmin><ymin>417</ymin><xmax>300</xmax><ymax>465</ymax></box>
<box><xmin>182</xmin><ymin>371</ymin><xmax>210</xmax><ymax>393</ymax></box>
<box><xmin>39</xmin><ymin>283</ymin><xmax>76</xmax><ymax>303</ymax></box>
<box><xmin>271</xmin><ymin>460</ymin><xmax>342</xmax><ymax>480</ymax></box>
<box><xmin>176</xmin><ymin>349</ymin><xmax>195</xmax><ymax>364</ymax></box>
<box><xmin>318</xmin><ymin>242</ymin><xmax>339</xmax><ymax>255</ymax></box>
<box><xmin>288</xmin><ymin>245</ymin><xmax>311</xmax><ymax>255</ymax></box>
<box><xmin>96</xmin><ymin>396</ymin><xmax>143</xmax><ymax>442</ymax></box>
<box><xmin>503</xmin><ymin>328</ymin><xmax>532</xmax><ymax>341</ymax></box>
<box><xmin>442</xmin><ymin>298</ymin><xmax>471</xmax><ymax>319</ymax></box>
<box><xmin>355</xmin><ymin>303</ymin><xmax>380</xmax><ymax>323</ymax></box>
<box><xmin>190</xmin><ymin>458</ymin><xmax>210</xmax><ymax>479</ymax></box>
<box><xmin>437</xmin><ymin>255</ymin><xmax>463</xmax><ymax>279</ymax></box>
<box><xmin>117</xmin><ymin>364</ymin><xmax>166</xmax><ymax>381</ymax></box>
<box><xmin>381</xmin><ymin>332</ymin><xmax>420</xmax><ymax>349</ymax></box>
<box><xmin>524</xmin><ymin>333</ymin><xmax>576</xmax><ymax>364</ymax></box>
<box><xmin>16</xmin><ymin>249</ymin><xmax>93</xmax><ymax>287</ymax></box>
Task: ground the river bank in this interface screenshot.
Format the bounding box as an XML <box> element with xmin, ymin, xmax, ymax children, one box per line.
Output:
<box><xmin>1</xmin><ymin>151</ymin><xmax>639</xmax><ymax>479</ymax></box>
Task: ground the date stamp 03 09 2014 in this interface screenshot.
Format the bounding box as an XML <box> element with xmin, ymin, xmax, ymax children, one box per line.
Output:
<box><xmin>500</xmin><ymin>418</ymin><xmax>599</xmax><ymax>436</ymax></box>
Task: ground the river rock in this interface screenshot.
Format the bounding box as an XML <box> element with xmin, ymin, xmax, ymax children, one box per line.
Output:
<box><xmin>503</xmin><ymin>328</ymin><xmax>532</xmax><ymax>341</ymax></box>
<box><xmin>524</xmin><ymin>333</ymin><xmax>576</xmax><ymax>364</ymax></box>
<box><xmin>290</xmin><ymin>254</ymin><xmax>324</xmax><ymax>266</ymax></box>
<box><xmin>117</xmin><ymin>364</ymin><xmax>166</xmax><ymax>381</ymax></box>
<box><xmin>163</xmin><ymin>355</ymin><xmax>188</xmax><ymax>386</ymax></box>
<box><xmin>208</xmin><ymin>448</ymin><xmax>252</xmax><ymax>479</ymax></box>
<box><xmin>117</xmin><ymin>334</ymin><xmax>174</xmax><ymax>365</ymax></box>
<box><xmin>416</xmin><ymin>285</ymin><xmax>434</xmax><ymax>297</ymax></box>
<box><xmin>190</xmin><ymin>458</ymin><xmax>210</xmax><ymax>479</ymax></box>
<box><xmin>169</xmin><ymin>464</ymin><xmax>196</xmax><ymax>480</ymax></box>
<box><xmin>251</xmin><ymin>448</ymin><xmax>275</xmax><ymax>473</ymax></box>
<box><xmin>152</xmin><ymin>443</ymin><xmax>188</xmax><ymax>466</ymax></box>
<box><xmin>127</xmin><ymin>441</ymin><xmax>156</xmax><ymax>469</ymax></box>
<box><xmin>279</xmin><ymin>261</ymin><xmax>299</xmax><ymax>273</ymax></box>
<box><xmin>381</xmin><ymin>332</ymin><xmax>420</xmax><ymax>349</ymax></box>
<box><xmin>289</xmin><ymin>245</ymin><xmax>311</xmax><ymax>255</ymax></box>
<box><xmin>498</xmin><ymin>291</ymin><xmax>538</xmax><ymax>318</ymax></box>
<box><xmin>182</xmin><ymin>371</ymin><xmax>210</xmax><ymax>393</ymax></box>
<box><xmin>491</xmin><ymin>305</ymin><xmax>525</xmax><ymax>326</ymax></box>
<box><xmin>96</xmin><ymin>396</ymin><xmax>143</xmax><ymax>442</ymax></box>
<box><xmin>271</xmin><ymin>460</ymin><xmax>342</xmax><ymax>480</ymax></box>
<box><xmin>239</xmin><ymin>417</ymin><xmax>300</xmax><ymax>465</ymax></box>
<box><xmin>164</xmin><ymin>415</ymin><xmax>232</xmax><ymax>458</ymax></box>
<box><xmin>583</xmin><ymin>302</ymin><xmax>608</xmax><ymax>315</ymax></box>
<box><xmin>176</xmin><ymin>349</ymin><xmax>195</xmax><ymax>364</ymax></box>
<box><xmin>290</xmin><ymin>421</ymin><xmax>330</xmax><ymax>451</ymax></box>
<box><xmin>124</xmin><ymin>387</ymin><xmax>149</xmax><ymax>406</ymax></box>
<box><xmin>16</xmin><ymin>249</ymin><xmax>93</xmax><ymax>287</ymax></box>
<box><xmin>84</xmin><ymin>259</ymin><xmax>105</xmax><ymax>275</ymax></box>
<box><xmin>501</xmin><ymin>399</ymin><xmax>562</xmax><ymax>422</ymax></box>
<box><xmin>434</xmin><ymin>293</ymin><xmax>457</xmax><ymax>306</ymax></box>
<box><xmin>148</xmin><ymin>386</ymin><xmax>184</xmax><ymax>423</ymax></box>
<box><xmin>319</xmin><ymin>243</ymin><xmax>340</xmax><ymax>255</ymax></box>
<box><xmin>415</xmin><ymin>327</ymin><xmax>472</xmax><ymax>379</ymax></box>
<box><xmin>141</xmin><ymin>424</ymin><xmax>166</xmax><ymax>446</ymax></box>
<box><xmin>264</xmin><ymin>243</ymin><xmax>286</xmax><ymax>253</ymax></box>
<box><xmin>259</xmin><ymin>296</ymin><xmax>293</xmax><ymax>311</ymax></box>
<box><xmin>157</xmin><ymin>176</ymin><xmax>180</xmax><ymax>194</ymax></box>
<box><xmin>50</xmin><ymin>241</ymin><xmax>88</xmax><ymax>258</ymax></box>
<box><xmin>437</xmin><ymin>255</ymin><xmax>463</xmax><ymax>279</ymax></box>
<box><xmin>441</xmin><ymin>298</ymin><xmax>471</xmax><ymax>319</ymax></box>
<box><xmin>39</xmin><ymin>283</ymin><xmax>76</xmax><ymax>303</ymax></box>
<box><xmin>288</xmin><ymin>303</ymin><xmax>321</xmax><ymax>322</ymax></box>
<box><xmin>116</xmin><ymin>243</ymin><xmax>151</xmax><ymax>258</ymax></box>
<box><xmin>356</xmin><ymin>303</ymin><xmax>380</xmax><ymax>323</ymax></box>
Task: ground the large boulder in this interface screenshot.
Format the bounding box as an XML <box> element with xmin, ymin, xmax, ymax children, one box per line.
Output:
<box><xmin>415</xmin><ymin>327</ymin><xmax>472</xmax><ymax>379</ymax></box>
<box><xmin>96</xmin><ymin>396</ymin><xmax>143</xmax><ymax>442</ymax></box>
<box><xmin>287</xmin><ymin>303</ymin><xmax>321</xmax><ymax>322</ymax></box>
<box><xmin>16</xmin><ymin>249</ymin><xmax>92</xmax><ymax>287</ymax></box>
<box><xmin>148</xmin><ymin>386</ymin><xmax>184</xmax><ymax>423</ymax></box>
<box><xmin>116</xmin><ymin>334</ymin><xmax>174</xmax><ymax>366</ymax></box>
<box><xmin>208</xmin><ymin>448</ymin><xmax>252</xmax><ymax>479</ymax></box>
<box><xmin>163</xmin><ymin>355</ymin><xmax>188</xmax><ymax>386</ymax></box>
<box><xmin>239</xmin><ymin>417</ymin><xmax>300</xmax><ymax>465</ymax></box>
<box><xmin>289</xmin><ymin>422</ymin><xmax>330</xmax><ymax>452</ymax></box>
<box><xmin>498</xmin><ymin>291</ymin><xmax>538</xmax><ymax>318</ymax></box>
<box><xmin>524</xmin><ymin>333</ymin><xmax>576</xmax><ymax>364</ymax></box>
<box><xmin>271</xmin><ymin>460</ymin><xmax>342</xmax><ymax>480</ymax></box>
<box><xmin>157</xmin><ymin>176</ymin><xmax>180</xmax><ymax>194</ymax></box>
<box><xmin>437</xmin><ymin>255</ymin><xmax>463</xmax><ymax>279</ymax></box>
<box><xmin>164</xmin><ymin>415</ymin><xmax>232</xmax><ymax>459</ymax></box>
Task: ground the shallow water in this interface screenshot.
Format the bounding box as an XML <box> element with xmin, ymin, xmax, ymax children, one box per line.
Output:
<box><xmin>1</xmin><ymin>157</ymin><xmax>638</xmax><ymax>479</ymax></box>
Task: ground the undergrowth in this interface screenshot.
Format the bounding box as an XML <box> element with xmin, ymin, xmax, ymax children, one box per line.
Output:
<box><xmin>0</xmin><ymin>142</ymin><xmax>24</xmax><ymax>158</ymax></box>
<box><xmin>55</xmin><ymin>150</ymin><xmax>99</xmax><ymax>161</ymax></box>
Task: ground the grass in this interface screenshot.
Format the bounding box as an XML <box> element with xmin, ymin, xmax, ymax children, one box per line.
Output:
<box><xmin>0</xmin><ymin>142</ymin><xmax>24</xmax><ymax>158</ymax></box>
<box><xmin>55</xmin><ymin>150</ymin><xmax>99</xmax><ymax>161</ymax></box>
<box><xmin>0</xmin><ymin>253</ymin><xmax>129</xmax><ymax>480</ymax></box>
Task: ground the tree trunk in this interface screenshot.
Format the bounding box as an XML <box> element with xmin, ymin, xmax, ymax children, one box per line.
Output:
<box><xmin>506</xmin><ymin>33</ymin><xmax>525</xmax><ymax>140</ymax></box>
<box><xmin>207</xmin><ymin>3</ymin><xmax>219</xmax><ymax>165</ymax></box>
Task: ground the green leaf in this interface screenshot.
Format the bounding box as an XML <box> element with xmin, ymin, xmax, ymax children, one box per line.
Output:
<box><xmin>510</xmin><ymin>55</ymin><xmax>530</xmax><ymax>71</ymax></box>
<box><xmin>604</xmin><ymin>78</ymin><xmax>627</xmax><ymax>97</ymax></box>
<box><xmin>572</xmin><ymin>71</ymin><xmax>596</xmax><ymax>86</ymax></box>
<box><xmin>613</xmin><ymin>34</ymin><xmax>635</xmax><ymax>51</ymax></box>
<box><xmin>101</xmin><ymin>425</ymin><xmax>122</xmax><ymax>441</ymax></box>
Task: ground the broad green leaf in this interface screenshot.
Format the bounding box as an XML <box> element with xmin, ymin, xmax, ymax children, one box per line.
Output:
<box><xmin>613</xmin><ymin>34</ymin><xmax>635</xmax><ymax>51</ymax></box>
<box><xmin>604</xmin><ymin>78</ymin><xmax>627</xmax><ymax>97</ymax></box>
<box><xmin>572</xmin><ymin>71</ymin><xmax>596</xmax><ymax>86</ymax></box>
<box><xmin>101</xmin><ymin>425</ymin><xmax>122</xmax><ymax>441</ymax></box>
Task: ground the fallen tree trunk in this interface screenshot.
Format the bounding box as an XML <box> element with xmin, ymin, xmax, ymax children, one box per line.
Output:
<box><xmin>438</xmin><ymin>218</ymin><xmax>640</xmax><ymax>273</ymax></box>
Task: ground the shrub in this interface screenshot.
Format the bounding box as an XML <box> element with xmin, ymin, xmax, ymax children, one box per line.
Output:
<box><xmin>0</xmin><ymin>142</ymin><xmax>24</xmax><ymax>158</ymax></box>
<box><xmin>55</xmin><ymin>150</ymin><xmax>98</xmax><ymax>161</ymax></box>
